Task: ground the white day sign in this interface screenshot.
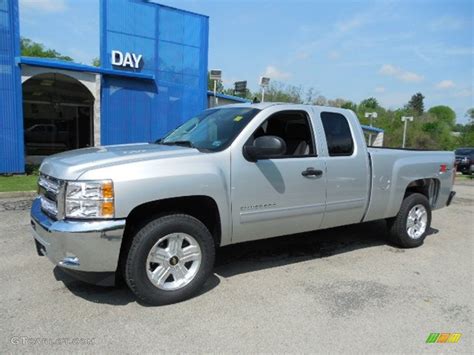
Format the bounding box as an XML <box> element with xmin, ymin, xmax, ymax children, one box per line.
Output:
<box><xmin>111</xmin><ymin>50</ymin><xmax>142</xmax><ymax>69</ymax></box>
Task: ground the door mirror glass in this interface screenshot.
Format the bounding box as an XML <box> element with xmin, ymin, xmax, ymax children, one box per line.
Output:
<box><xmin>243</xmin><ymin>135</ymin><xmax>286</xmax><ymax>162</ymax></box>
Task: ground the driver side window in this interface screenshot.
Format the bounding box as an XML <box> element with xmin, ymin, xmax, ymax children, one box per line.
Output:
<box><xmin>248</xmin><ymin>110</ymin><xmax>316</xmax><ymax>157</ymax></box>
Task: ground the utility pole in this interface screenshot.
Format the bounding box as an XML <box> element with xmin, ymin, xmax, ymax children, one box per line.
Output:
<box><xmin>401</xmin><ymin>116</ymin><xmax>413</xmax><ymax>148</ymax></box>
<box><xmin>364</xmin><ymin>112</ymin><xmax>378</xmax><ymax>146</ymax></box>
<box><xmin>213</xmin><ymin>80</ymin><xmax>217</xmax><ymax>105</ymax></box>
<box><xmin>209</xmin><ymin>69</ymin><xmax>222</xmax><ymax>107</ymax></box>
<box><xmin>259</xmin><ymin>77</ymin><xmax>270</xmax><ymax>103</ymax></box>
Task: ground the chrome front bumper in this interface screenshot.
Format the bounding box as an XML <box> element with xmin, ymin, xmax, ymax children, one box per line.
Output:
<box><xmin>30</xmin><ymin>198</ymin><xmax>126</xmax><ymax>273</ymax></box>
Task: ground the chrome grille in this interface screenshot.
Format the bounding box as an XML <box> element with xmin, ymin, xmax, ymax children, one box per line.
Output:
<box><xmin>38</xmin><ymin>174</ymin><xmax>64</xmax><ymax>219</ymax></box>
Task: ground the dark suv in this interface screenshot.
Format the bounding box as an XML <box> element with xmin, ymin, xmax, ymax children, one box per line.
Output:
<box><xmin>455</xmin><ymin>147</ymin><xmax>474</xmax><ymax>175</ymax></box>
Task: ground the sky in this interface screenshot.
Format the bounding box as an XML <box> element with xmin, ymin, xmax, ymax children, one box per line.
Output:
<box><xmin>19</xmin><ymin>0</ymin><xmax>473</xmax><ymax>123</ymax></box>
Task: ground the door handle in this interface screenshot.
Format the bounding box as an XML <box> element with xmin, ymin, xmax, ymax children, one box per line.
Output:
<box><xmin>301</xmin><ymin>167</ymin><xmax>323</xmax><ymax>177</ymax></box>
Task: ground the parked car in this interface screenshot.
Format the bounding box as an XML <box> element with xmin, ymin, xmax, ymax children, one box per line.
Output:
<box><xmin>455</xmin><ymin>147</ymin><xmax>474</xmax><ymax>175</ymax></box>
<box><xmin>25</xmin><ymin>123</ymin><xmax>69</xmax><ymax>145</ymax></box>
<box><xmin>31</xmin><ymin>103</ymin><xmax>456</xmax><ymax>305</ymax></box>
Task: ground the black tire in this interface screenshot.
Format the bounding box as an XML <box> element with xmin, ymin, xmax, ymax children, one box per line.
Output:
<box><xmin>386</xmin><ymin>193</ymin><xmax>432</xmax><ymax>248</ymax></box>
<box><xmin>125</xmin><ymin>214</ymin><xmax>215</xmax><ymax>305</ymax></box>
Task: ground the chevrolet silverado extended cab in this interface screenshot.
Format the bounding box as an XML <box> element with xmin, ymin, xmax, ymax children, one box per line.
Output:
<box><xmin>31</xmin><ymin>103</ymin><xmax>456</xmax><ymax>305</ymax></box>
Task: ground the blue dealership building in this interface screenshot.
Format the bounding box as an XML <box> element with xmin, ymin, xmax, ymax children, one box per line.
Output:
<box><xmin>0</xmin><ymin>0</ymin><xmax>221</xmax><ymax>173</ymax></box>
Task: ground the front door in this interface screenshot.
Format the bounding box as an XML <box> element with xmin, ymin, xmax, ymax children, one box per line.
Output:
<box><xmin>230</xmin><ymin>108</ymin><xmax>327</xmax><ymax>243</ymax></box>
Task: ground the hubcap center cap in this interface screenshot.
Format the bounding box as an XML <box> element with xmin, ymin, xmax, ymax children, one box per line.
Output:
<box><xmin>169</xmin><ymin>256</ymin><xmax>179</xmax><ymax>266</ymax></box>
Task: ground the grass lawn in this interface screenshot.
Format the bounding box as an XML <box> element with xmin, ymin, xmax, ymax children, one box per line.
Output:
<box><xmin>0</xmin><ymin>175</ymin><xmax>38</xmax><ymax>192</ymax></box>
<box><xmin>456</xmin><ymin>173</ymin><xmax>473</xmax><ymax>180</ymax></box>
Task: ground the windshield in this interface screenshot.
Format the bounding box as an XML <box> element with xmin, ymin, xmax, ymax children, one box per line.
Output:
<box><xmin>159</xmin><ymin>107</ymin><xmax>260</xmax><ymax>152</ymax></box>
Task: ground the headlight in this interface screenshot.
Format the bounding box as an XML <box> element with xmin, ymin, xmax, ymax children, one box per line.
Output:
<box><xmin>65</xmin><ymin>180</ymin><xmax>114</xmax><ymax>219</ymax></box>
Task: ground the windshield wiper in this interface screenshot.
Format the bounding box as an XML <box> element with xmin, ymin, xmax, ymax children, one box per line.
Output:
<box><xmin>159</xmin><ymin>140</ymin><xmax>195</xmax><ymax>148</ymax></box>
<box><xmin>155</xmin><ymin>139</ymin><xmax>211</xmax><ymax>153</ymax></box>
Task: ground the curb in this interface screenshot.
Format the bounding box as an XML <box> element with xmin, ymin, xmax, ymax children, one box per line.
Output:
<box><xmin>0</xmin><ymin>191</ymin><xmax>37</xmax><ymax>199</ymax></box>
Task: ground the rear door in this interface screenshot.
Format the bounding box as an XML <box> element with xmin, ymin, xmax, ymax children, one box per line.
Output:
<box><xmin>315</xmin><ymin>108</ymin><xmax>370</xmax><ymax>229</ymax></box>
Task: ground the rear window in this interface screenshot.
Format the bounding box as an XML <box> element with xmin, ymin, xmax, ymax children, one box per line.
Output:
<box><xmin>321</xmin><ymin>112</ymin><xmax>354</xmax><ymax>156</ymax></box>
<box><xmin>455</xmin><ymin>149</ymin><xmax>474</xmax><ymax>155</ymax></box>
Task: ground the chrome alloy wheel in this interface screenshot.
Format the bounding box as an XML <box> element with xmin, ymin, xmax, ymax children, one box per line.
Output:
<box><xmin>406</xmin><ymin>204</ymin><xmax>428</xmax><ymax>239</ymax></box>
<box><xmin>146</xmin><ymin>233</ymin><xmax>202</xmax><ymax>291</ymax></box>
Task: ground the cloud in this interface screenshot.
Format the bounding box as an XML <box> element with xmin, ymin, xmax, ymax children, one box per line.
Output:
<box><xmin>375</xmin><ymin>86</ymin><xmax>385</xmax><ymax>93</ymax></box>
<box><xmin>263</xmin><ymin>65</ymin><xmax>291</xmax><ymax>80</ymax></box>
<box><xmin>379</xmin><ymin>64</ymin><xmax>398</xmax><ymax>76</ymax></box>
<box><xmin>327</xmin><ymin>51</ymin><xmax>340</xmax><ymax>60</ymax></box>
<box><xmin>399</xmin><ymin>71</ymin><xmax>424</xmax><ymax>83</ymax></box>
<box><xmin>435</xmin><ymin>80</ymin><xmax>456</xmax><ymax>90</ymax></box>
<box><xmin>430</xmin><ymin>16</ymin><xmax>466</xmax><ymax>31</ymax></box>
<box><xmin>336</xmin><ymin>14</ymin><xmax>369</xmax><ymax>32</ymax></box>
<box><xmin>20</xmin><ymin>0</ymin><xmax>67</xmax><ymax>12</ymax></box>
<box><xmin>453</xmin><ymin>89</ymin><xmax>472</xmax><ymax>98</ymax></box>
<box><xmin>295</xmin><ymin>51</ymin><xmax>310</xmax><ymax>60</ymax></box>
<box><xmin>444</xmin><ymin>47</ymin><xmax>474</xmax><ymax>56</ymax></box>
<box><xmin>379</xmin><ymin>64</ymin><xmax>424</xmax><ymax>83</ymax></box>
<box><xmin>377</xmin><ymin>92</ymin><xmax>411</xmax><ymax>109</ymax></box>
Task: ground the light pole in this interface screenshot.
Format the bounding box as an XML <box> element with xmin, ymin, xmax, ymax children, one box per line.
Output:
<box><xmin>401</xmin><ymin>116</ymin><xmax>413</xmax><ymax>148</ymax></box>
<box><xmin>259</xmin><ymin>76</ymin><xmax>270</xmax><ymax>102</ymax></box>
<box><xmin>209</xmin><ymin>69</ymin><xmax>222</xmax><ymax>107</ymax></box>
<box><xmin>364</xmin><ymin>112</ymin><xmax>378</xmax><ymax>146</ymax></box>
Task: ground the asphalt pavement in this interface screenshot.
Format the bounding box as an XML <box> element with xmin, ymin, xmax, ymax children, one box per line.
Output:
<box><xmin>0</xmin><ymin>181</ymin><xmax>472</xmax><ymax>353</ymax></box>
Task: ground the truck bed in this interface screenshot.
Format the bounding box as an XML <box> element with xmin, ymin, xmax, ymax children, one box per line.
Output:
<box><xmin>363</xmin><ymin>147</ymin><xmax>455</xmax><ymax>222</ymax></box>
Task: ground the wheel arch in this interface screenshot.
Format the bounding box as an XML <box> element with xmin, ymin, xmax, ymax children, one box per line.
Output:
<box><xmin>404</xmin><ymin>178</ymin><xmax>440</xmax><ymax>207</ymax></box>
<box><xmin>117</xmin><ymin>195</ymin><xmax>222</xmax><ymax>277</ymax></box>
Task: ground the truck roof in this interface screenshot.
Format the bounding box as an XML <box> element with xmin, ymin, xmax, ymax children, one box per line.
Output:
<box><xmin>212</xmin><ymin>102</ymin><xmax>284</xmax><ymax>110</ymax></box>
<box><xmin>211</xmin><ymin>102</ymin><xmax>358</xmax><ymax>112</ymax></box>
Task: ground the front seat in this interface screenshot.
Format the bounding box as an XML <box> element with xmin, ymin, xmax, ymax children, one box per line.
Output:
<box><xmin>285</xmin><ymin>123</ymin><xmax>310</xmax><ymax>155</ymax></box>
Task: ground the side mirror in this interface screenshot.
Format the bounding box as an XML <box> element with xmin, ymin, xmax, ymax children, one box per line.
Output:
<box><xmin>243</xmin><ymin>135</ymin><xmax>286</xmax><ymax>162</ymax></box>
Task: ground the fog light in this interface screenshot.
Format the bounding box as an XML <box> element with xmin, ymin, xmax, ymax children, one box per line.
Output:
<box><xmin>59</xmin><ymin>256</ymin><xmax>80</xmax><ymax>267</ymax></box>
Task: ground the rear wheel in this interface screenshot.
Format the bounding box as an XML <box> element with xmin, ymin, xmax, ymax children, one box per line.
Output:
<box><xmin>125</xmin><ymin>214</ymin><xmax>215</xmax><ymax>305</ymax></box>
<box><xmin>386</xmin><ymin>193</ymin><xmax>431</xmax><ymax>248</ymax></box>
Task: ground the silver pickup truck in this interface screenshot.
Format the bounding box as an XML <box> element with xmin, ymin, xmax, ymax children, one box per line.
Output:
<box><xmin>31</xmin><ymin>103</ymin><xmax>456</xmax><ymax>305</ymax></box>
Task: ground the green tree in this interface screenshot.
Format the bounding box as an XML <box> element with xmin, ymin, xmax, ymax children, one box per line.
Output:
<box><xmin>428</xmin><ymin>105</ymin><xmax>456</xmax><ymax>128</ymax></box>
<box><xmin>260</xmin><ymin>82</ymin><xmax>303</xmax><ymax>103</ymax></box>
<box><xmin>328</xmin><ymin>98</ymin><xmax>348</xmax><ymax>108</ymax></box>
<box><xmin>458</xmin><ymin>108</ymin><xmax>474</xmax><ymax>147</ymax></box>
<box><xmin>406</xmin><ymin>92</ymin><xmax>425</xmax><ymax>116</ymax></box>
<box><xmin>20</xmin><ymin>37</ymin><xmax>73</xmax><ymax>61</ymax></box>
<box><xmin>91</xmin><ymin>57</ymin><xmax>100</xmax><ymax>67</ymax></box>
<box><xmin>341</xmin><ymin>101</ymin><xmax>357</xmax><ymax>111</ymax></box>
<box><xmin>467</xmin><ymin>108</ymin><xmax>474</xmax><ymax>123</ymax></box>
<box><xmin>304</xmin><ymin>87</ymin><xmax>318</xmax><ymax>104</ymax></box>
<box><xmin>313</xmin><ymin>95</ymin><xmax>327</xmax><ymax>106</ymax></box>
<box><xmin>359</xmin><ymin>97</ymin><xmax>378</xmax><ymax>110</ymax></box>
<box><xmin>453</xmin><ymin>123</ymin><xmax>465</xmax><ymax>132</ymax></box>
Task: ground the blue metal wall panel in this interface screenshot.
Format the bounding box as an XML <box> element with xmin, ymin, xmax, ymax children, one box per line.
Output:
<box><xmin>101</xmin><ymin>77</ymin><xmax>157</xmax><ymax>144</ymax></box>
<box><xmin>101</xmin><ymin>0</ymin><xmax>209</xmax><ymax>144</ymax></box>
<box><xmin>0</xmin><ymin>0</ymin><xmax>24</xmax><ymax>173</ymax></box>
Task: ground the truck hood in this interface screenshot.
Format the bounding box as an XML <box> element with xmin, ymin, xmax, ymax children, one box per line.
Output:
<box><xmin>40</xmin><ymin>143</ymin><xmax>201</xmax><ymax>180</ymax></box>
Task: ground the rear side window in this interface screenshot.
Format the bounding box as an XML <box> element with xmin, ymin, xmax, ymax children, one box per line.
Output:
<box><xmin>321</xmin><ymin>112</ymin><xmax>354</xmax><ymax>156</ymax></box>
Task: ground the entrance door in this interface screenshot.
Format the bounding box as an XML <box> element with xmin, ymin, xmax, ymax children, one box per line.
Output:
<box><xmin>230</xmin><ymin>109</ymin><xmax>327</xmax><ymax>243</ymax></box>
<box><xmin>22</xmin><ymin>73</ymin><xmax>94</xmax><ymax>158</ymax></box>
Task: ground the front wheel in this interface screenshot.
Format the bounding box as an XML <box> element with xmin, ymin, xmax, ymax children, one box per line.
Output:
<box><xmin>386</xmin><ymin>193</ymin><xmax>432</xmax><ymax>248</ymax></box>
<box><xmin>125</xmin><ymin>214</ymin><xmax>215</xmax><ymax>305</ymax></box>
